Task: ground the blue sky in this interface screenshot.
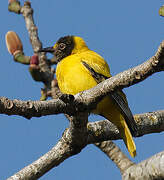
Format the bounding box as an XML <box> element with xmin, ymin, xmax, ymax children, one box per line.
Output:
<box><xmin>0</xmin><ymin>1</ymin><xmax>164</xmax><ymax>179</ymax></box>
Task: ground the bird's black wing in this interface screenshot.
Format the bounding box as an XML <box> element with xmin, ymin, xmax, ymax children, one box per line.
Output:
<box><xmin>82</xmin><ymin>60</ymin><xmax>138</xmax><ymax>136</ymax></box>
<box><xmin>109</xmin><ymin>90</ymin><xmax>138</xmax><ymax>136</ymax></box>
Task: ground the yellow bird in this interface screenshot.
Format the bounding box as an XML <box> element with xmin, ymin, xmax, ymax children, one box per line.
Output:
<box><xmin>41</xmin><ymin>36</ymin><xmax>137</xmax><ymax>157</ymax></box>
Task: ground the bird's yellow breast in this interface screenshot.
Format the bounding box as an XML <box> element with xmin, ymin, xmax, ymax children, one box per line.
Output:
<box><xmin>56</xmin><ymin>50</ymin><xmax>111</xmax><ymax>95</ymax></box>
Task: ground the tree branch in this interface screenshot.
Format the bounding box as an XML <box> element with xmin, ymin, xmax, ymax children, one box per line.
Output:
<box><xmin>87</xmin><ymin>110</ymin><xmax>164</xmax><ymax>143</ymax></box>
<box><xmin>20</xmin><ymin>1</ymin><xmax>54</xmax><ymax>87</ymax></box>
<box><xmin>0</xmin><ymin>97</ymin><xmax>68</xmax><ymax>119</ymax></box>
<box><xmin>122</xmin><ymin>151</ymin><xmax>164</xmax><ymax>180</ymax></box>
<box><xmin>7</xmin><ymin>112</ymin><xmax>88</xmax><ymax>180</ymax></box>
<box><xmin>0</xmin><ymin>94</ymin><xmax>164</xmax><ymax>139</ymax></box>
<box><xmin>6</xmin><ymin>109</ymin><xmax>164</xmax><ymax>179</ymax></box>
<box><xmin>21</xmin><ymin>1</ymin><xmax>41</xmax><ymax>52</ymax></box>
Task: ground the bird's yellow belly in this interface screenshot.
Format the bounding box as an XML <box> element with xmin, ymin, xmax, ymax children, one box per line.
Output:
<box><xmin>56</xmin><ymin>59</ymin><xmax>115</xmax><ymax>117</ymax></box>
<box><xmin>56</xmin><ymin>59</ymin><xmax>97</xmax><ymax>95</ymax></box>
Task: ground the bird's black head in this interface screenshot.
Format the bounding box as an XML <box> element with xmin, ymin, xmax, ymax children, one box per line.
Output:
<box><xmin>40</xmin><ymin>36</ymin><xmax>74</xmax><ymax>63</ymax></box>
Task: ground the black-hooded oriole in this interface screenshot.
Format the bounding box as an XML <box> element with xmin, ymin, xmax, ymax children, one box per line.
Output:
<box><xmin>41</xmin><ymin>36</ymin><xmax>137</xmax><ymax>157</ymax></box>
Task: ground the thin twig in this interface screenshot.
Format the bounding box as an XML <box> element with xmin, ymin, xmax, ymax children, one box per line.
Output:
<box><xmin>21</xmin><ymin>1</ymin><xmax>54</xmax><ymax>87</ymax></box>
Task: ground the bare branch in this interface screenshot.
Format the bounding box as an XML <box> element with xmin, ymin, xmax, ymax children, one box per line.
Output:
<box><xmin>87</xmin><ymin>110</ymin><xmax>164</xmax><ymax>143</ymax></box>
<box><xmin>93</xmin><ymin>110</ymin><xmax>164</xmax><ymax>177</ymax></box>
<box><xmin>7</xmin><ymin>137</ymin><xmax>72</xmax><ymax>180</ymax></box>
<box><xmin>0</xmin><ymin>97</ymin><xmax>69</xmax><ymax>119</ymax></box>
<box><xmin>122</xmin><ymin>151</ymin><xmax>164</xmax><ymax>180</ymax></box>
<box><xmin>7</xmin><ymin>112</ymin><xmax>88</xmax><ymax>180</ymax></box>
<box><xmin>20</xmin><ymin>1</ymin><xmax>54</xmax><ymax>87</ymax></box>
<box><xmin>21</xmin><ymin>1</ymin><xmax>41</xmax><ymax>52</ymax></box>
<box><xmin>0</xmin><ymin>94</ymin><xmax>164</xmax><ymax>138</ymax></box>
<box><xmin>6</xmin><ymin>109</ymin><xmax>164</xmax><ymax>179</ymax></box>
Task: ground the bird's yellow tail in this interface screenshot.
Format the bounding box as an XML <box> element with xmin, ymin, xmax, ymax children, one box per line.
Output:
<box><xmin>118</xmin><ymin>116</ymin><xmax>136</xmax><ymax>157</ymax></box>
<box><xmin>104</xmin><ymin>112</ymin><xmax>136</xmax><ymax>158</ymax></box>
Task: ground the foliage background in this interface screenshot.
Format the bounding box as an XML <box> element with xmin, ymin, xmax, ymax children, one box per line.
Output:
<box><xmin>0</xmin><ymin>1</ymin><xmax>164</xmax><ymax>179</ymax></box>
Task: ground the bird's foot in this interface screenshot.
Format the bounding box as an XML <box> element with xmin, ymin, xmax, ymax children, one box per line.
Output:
<box><xmin>59</xmin><ymin>93</ymin><xmax>75</xmax><ymax>103</ymax></box>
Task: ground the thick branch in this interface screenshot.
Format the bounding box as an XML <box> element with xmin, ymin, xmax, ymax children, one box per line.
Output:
<box><xmin>0</xmin><ymin>95</ymin><xmax>164</xmax><ymax>138</ymax></box>
<box><xmin>7</xmin><ymin>135</ymin><xmax>72</xmax><ymax>180</ymax></box>
<box><xmin>7</xmin><ymin>109</ymin><xmax>164</xmax><ymax>179</ymax></box>
<box><xmin>7</xmin><ymin>112</ymin><xmax>88</xmax><ymax>180</ymax></box>
<box><xmin>122</xmin><ymin>151</ymin><xmax>164</xmax><ymax>180</ymax></box>
<box><xmin>87</xmin><ymin>110</ymin><xmax>164</xmax><ymax>143</ymax></box>
<box><xmin>0</xmin><ymin>97</ymin><xmax>75</xmax><ymax>119</ymax></box>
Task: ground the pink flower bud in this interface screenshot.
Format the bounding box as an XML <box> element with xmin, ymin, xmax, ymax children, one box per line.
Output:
<box><xmin>30</xmin><ymin>54</ymin><xmax>39</xmax><ymax>65</ymax></box>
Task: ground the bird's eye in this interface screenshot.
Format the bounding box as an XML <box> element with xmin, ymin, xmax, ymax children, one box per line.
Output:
<box><xmin>59</xmin><ymin>43</ymin><xmax>66</xmax><ymax>50</ymax></box>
